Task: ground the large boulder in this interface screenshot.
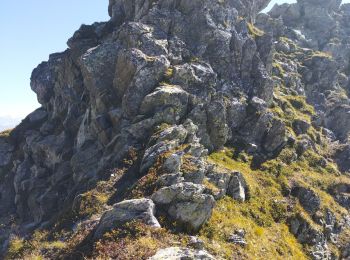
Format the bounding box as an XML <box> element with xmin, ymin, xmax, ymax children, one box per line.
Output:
<box><xmin>140</xmin><ymin>85</ymin><xmax>189</xmax><ymax>123</ymax></box>
<box><xmin>151</xmin><ymin>182</ymin><xmax>215</xmax><ymax>232</ymax></box>
<box><xmin>94</xmin><ymin>198</ymin><xmax>160</xmax><ymax>239</ymax></box>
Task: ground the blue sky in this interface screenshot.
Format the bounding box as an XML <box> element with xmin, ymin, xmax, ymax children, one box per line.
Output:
<box><xmin>0</xmin><ymin>0</ymin><xmax>349</xmax><ymax>122</ymax></box>
<box><xmin>0</xmin><ymin>0</ymin><xmax>109</xmax><ymax>119</ymax></box>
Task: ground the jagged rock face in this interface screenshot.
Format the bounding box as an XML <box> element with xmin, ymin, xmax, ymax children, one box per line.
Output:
<box><xmin>256</xmin><ymin>0</ymin><xmax>350</xmax><ymax>145</ymax></box>
<box><xmin>2</xmin><ymin>0</ymin><xmax>350</xmax><ymax>259</ymax></box>
<box><xmin>0</xmin><ymin>0</ymin><xmax>281</xmax><ymax>226</ymax></box>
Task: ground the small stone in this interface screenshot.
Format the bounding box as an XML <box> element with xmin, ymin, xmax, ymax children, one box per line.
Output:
<box><xmin>163</xmin><ymin>153</ymin><xmax>183</xmax><ymax>173</ymax></box>
<box><xmin>227</xmin><ymin>172</ymin><xmax>248</xmax><ymax>202</ymax></box>
<box><xmin>228</xmin><ymin>229</ymin><xmax>247</xmax><ymax>247</ymax></box>
<box><xmin>189</xmin><ymin>236</ymin><xmax>205</xmax><ymax>250</ymax></box>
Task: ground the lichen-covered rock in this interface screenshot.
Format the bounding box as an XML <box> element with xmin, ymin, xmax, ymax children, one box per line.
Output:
<box><xmin>227</xmin><ymin>172</ymin><xmax>248</xmax><ymax>202</ymax></box>
<box><xmin>228</xmin><ymin>229</ymin><xmax>247</xmax><ymax>247</ymax></box>
<box><xmin>151</xmin><ymin>182</ymin><xmax>215</xmax><ymax>231</ymax></box>
<box><xmin>289</xmin><ymin>215</ymin><xmax>324</xmax><ymax>245</ymax></box>
<box><xmin>140</xmin><ymin>85</ymin><xmax>189</xmax><ymax>123</ymax></box>
<box><xmin>206</xmin><ymin>167</ymin><xmax>248</xmax><ymax>201</ymax></box>
<box><xmin>94</xmin><ymin>198</ymin><xmax>160</xmax><ymax>239</ymax></box>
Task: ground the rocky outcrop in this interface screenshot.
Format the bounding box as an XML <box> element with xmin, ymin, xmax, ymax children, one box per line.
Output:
<box><xmin>206</xmin><ymin>167</ymin><xmax>249</xmax><ymax>201</ymax></box>
<box><xmin>291</xmin><ymin>186</ymin><xmax>321</xmax><ymax>215</ymax></box>
<box><xmin>2</xmin><ymin>0</ymin><xmax>350</xmax><ymax>259</ymax></box>
<box><xmin>329</xmin><ymin>183</ymin><xmax>350</xmax><ymax>210</ymax></box>
<box><xmin>0</xmin><ymin>0</ymin><xmax>279</xmax><ymax>229</ymax></box>
<box><xmin>152</xmin><ymin>182</ymin><xmax>215</xmax><ymax>232</ymax></box>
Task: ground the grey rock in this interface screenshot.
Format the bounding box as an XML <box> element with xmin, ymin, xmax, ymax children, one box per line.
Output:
<box><xmin>148</xmin><ymin>247</ymin><xmax>215</xmax><ymax>260</ymax></box>
<box><xmin>140</xmin><ymin>85</ymin><xmax>189</xmax><ymax>123</ymax></box>
<box><xmin>228</xmin><ymin>229</ymin><xmax>247</xmax><ymax>247</ymax></box>
<box><xmin>140</xmin><ymin>141</ymin><xmax>178</xmax><ymax>174</ymax></box>
<box><xmin>152</xmin><ymin>182</ymin><xmax>215</xmax><ymax>231</ymax></box>
<box><xmin>205</xmin><ymin>168</ymin><xmax>231</xmax><ymax>200</ymax></box>
<box><xmin>27</xmin><ymin>108</ymin><xmax>48</xmax><ymax>124</ymax></box>
<box><xmin>207</xmin><ymin>98</ymin><xmax>229</xmax><ymax>150</ymax></box>
<box><xmin>227</xmin><ymin>172</ymin><xmax>248</xmax><ymax>202</ymax></box>
<box><xmin>188</xmin><ymin>236</ymin><xmax>205</xmax><ymax>250</ymax></box>
<box><xmin>119</xmin><ymin>49</ymin><xmax>170</xmax><ymax>117</ymax></box>
<box><xmin>80</xmin><ymin>43</ymin><xmax>120</xmax><ymax>114</ymax></box>
<box><xmin>0</xmin><ymin>139</ymin><xmax>14</xmax><ymax>167</ymax></box>
<box><xmin>342</xmin><ymin>243</ymin><xmax>350</xmax><ymax>259</ymax></box>
<box><xmin>182</xmin><ymin>157</ymin><xmax>207</xmax><ymax>184</ymax></box>
<box><xmin>163</xmin><ymin>153</ymin><xmax>183</xmax><ymax>174</ymax></box>
<box><xmin>292</xmin><ymin>119</ymin><xmax>311</xmax><ymax>135</ymax></box>
<box><xmin>329</xmin><ymin>183</ymin><xmax>350</xmax><ymax>210</ymax></box>
<box><xmin>94</xmin><ymin>198</ymin><xmax>160</xmax><ymax>239</ymax></box>
<box><xmin>291</xmin><ymin>186</ymin><xmax>321</xmax><ymax>215</ymax></box>
<box><xmin>157</xmin><ymin>173</ymin><xmax>184</xmax><ymax>187</ymax></box>
<box><xmin>262</xmin><ymin>118</ymin><xmax>286</xmax><ymax>153</ymax></box>
<box><xmin>289</xmin><ymin>215</ymin><xmax>324</xmax><ymax>245</ymax></box>
<box><xmin>206</xmin><ymin>167</ymin><xmax>248</xmax><ymax>201</ymax></box>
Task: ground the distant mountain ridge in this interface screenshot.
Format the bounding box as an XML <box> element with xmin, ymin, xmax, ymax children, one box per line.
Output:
<box><xmin>0</xmin><ymin>116</ymin><xmax>20</xmax><ymax>131</ymax></box>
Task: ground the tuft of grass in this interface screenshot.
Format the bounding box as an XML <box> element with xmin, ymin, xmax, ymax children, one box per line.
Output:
<box><xmin>0</xmin><ymin>129</ymin><xmax>12</xmax><ymax>138</ymax></box>
<box><xmin>200</xmin><ymin>197</ymin><xmax>307</xmax><ymax>259</ymax></box>
<box><xmin>6</xmin><ymin>237</ymin><xmax>26</xmax><ymax>259</ymax></box>
<box><xmin>247</xmin><ymin>22</ymin><xmax>265</xmax><ymax>38</ymax></box>
<box><xmin>207</xmin><ymin>145</ymin><xmax>350</xmax><ymax>257</ymax></box>
<box><xmin>164</xmin><ymin>68</ymin><xmax>174</xmax><ymax>79</ymax></box>
<box><xmin>93</xmin><ymin>221</ymin><xmax>180</xmax><ymax>260</ymax></box>
<box><xmin>273</xmin><ymin>62</ymin><xmax>285</xmax><ymax>76</ymax></box>
<box><xmin>74</xmin><ymin>190</ymin><xmax>109</xmax><ymax>218</ymax></box>
<box><xmin>5</xmin><ymin>231</ymin><xmax>67</xmax><ymax>260</ymax></box>
<box><xmin>310</xmin><ymin>51</ymin><xmax>333</xmax><ymax>59</ymax></box>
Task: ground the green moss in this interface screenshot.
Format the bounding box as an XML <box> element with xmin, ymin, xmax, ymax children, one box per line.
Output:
<box><xmin>310</xmin><ymin>51</ymin><xmax>333</xmax><ymax>59</ymax></box>
<box><xmin>6</xmin><ymin>237</ymin><xmax>26</xmax><ymax>259</ymax></box>
<box><xmin>247</xmin><ymin>22</ymin><xmax>264</xmax><ymax>38</ymax></box>
<box><xmin>273</xmin><ymin>62</ymin><xmax>285</xmax><ymax>76</ymax></box>
<box><xmin>200</xmin><ymin>198</ymin><xmax>307</xmax><ymax>259</ymax></box>
<box><xmin>5</xmin><ymin>230</ymin><xmax>69</xmax><ymax>260</ymax></box>
<box><xmin>207</xmin><ymin>145</ymin><xmax>350</xmax><ymax>258</ymax></box>
<box><xmin>75</xmin><ymin>190</ymin><xmax>108</xmax><ymax>218</ymax></box>
<box><xmin>93</xmin><ymin>221</ymin><xmax>181</xmax><ymax>260</ymax></box>
<box><xmin>164</xmin><ymin>67</ymin><xmax>174</xmax><ymax>78</ymax></box>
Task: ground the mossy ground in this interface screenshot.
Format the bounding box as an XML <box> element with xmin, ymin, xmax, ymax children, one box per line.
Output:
<box><xmin>204</xmin><ymin>142</ymin><xmax>350</xmax><ymax>258</ymax></box>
